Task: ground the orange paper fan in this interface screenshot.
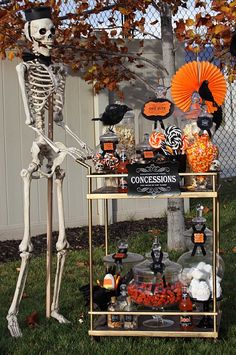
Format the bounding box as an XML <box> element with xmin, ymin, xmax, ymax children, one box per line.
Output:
<box><xmin>171</xmin><ymin>61</ymin><xmax>227</xmax><ymax>113</ymax></box>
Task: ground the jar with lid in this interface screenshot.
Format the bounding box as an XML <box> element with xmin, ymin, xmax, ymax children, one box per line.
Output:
<box><xmin>177</xmin><ymin>250</ymin><xmax>224</xmax><ymax>301</ymax></box>
<box><xmin>135</xmin><ymin>133</ymin><xmax>155</xmax><ymax>163</ymax></box>
<box><xmin>92</xmin><ymin>130</ymin><xmax>120</xmax><ymax>174</ymax></box>
<box><xmin>103</xmin><ymin>240</ymin><xmax>144</xmax><ymax>276</ymax></box>
<box><xmin>184</xmin><ymin>204</ymin><xmax>213</xmax><ymax>251</ymax></box>
<box><xmin>128</xmin><ymin>240</ymin><xmax>182</xmax><ymax>309</ymax></box>
<box><xmin>115</xmin><ymin>110</ymin><xmax>135</xmax><ymax>159</ymax></box>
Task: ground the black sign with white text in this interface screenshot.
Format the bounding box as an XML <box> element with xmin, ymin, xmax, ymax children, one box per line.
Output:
<box><xmin>127</xmin><ymin>162</ymin><xmax>180</xmax><ymax>196</ymax></box>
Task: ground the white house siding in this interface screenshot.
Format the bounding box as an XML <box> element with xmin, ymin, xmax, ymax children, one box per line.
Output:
<box><xmin>0</xmin><ymin>40</ymin><xmax>185</xmax><ymax>241</ymax></box>
<box><xmin>0</xmin><ymin>58</ymin><xmax>98</xmax><ymax>241</ymax></box>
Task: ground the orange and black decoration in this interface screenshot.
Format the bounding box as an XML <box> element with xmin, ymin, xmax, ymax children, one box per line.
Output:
<box><xmin>142</xmin><ymin>98</ymin><xmax>174</xmax><ymax>129</ymax></box>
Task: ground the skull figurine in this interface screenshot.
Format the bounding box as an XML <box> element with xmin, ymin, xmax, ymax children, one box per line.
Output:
<box><xmin>209</xmin><ymin>159</ymin><xmax>221</xmax><ymax>172</ymax></box>
<box><xmin>24</xmin><ymin>18</ymin><xmax>55</xmax><ymax>56</ymax></box>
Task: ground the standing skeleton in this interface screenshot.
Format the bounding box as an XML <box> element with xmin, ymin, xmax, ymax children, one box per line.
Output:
<box><xmin>6</xmin><ymin>7</ymin><xmax>92</xmax><ymax>337</ymax></box>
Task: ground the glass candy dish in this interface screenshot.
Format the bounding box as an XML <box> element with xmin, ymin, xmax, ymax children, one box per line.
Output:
<box><xmin>128</xmin><ymin>258</ymin><xmax>182</xmax><ymax>309</ymax></box>
<box><xmin>128</xmin><ymin>240</ymin><xmax>182</xmax><ymax>328</ymax></box>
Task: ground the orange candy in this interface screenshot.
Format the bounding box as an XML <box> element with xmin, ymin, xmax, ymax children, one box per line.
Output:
<box><xmin>149</xmin><ymin>131</ymin><xmax>165</xmax><ymax>149</ymax></box>
<box><xmin>186</xmin><ymin>134</ymin><xmax>218</xmax><ymax>172</ymax></box>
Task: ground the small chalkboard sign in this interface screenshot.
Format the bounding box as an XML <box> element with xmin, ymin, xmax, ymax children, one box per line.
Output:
<box><xmin>127</xmin><ymin>162</ymin><xmax>181</xmax><ymax>196</ymax></box>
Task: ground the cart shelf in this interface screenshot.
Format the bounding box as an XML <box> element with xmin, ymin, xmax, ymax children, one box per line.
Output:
<box><xmin>84</xmin><ymin>170</ymin><xmax>221</xmax><ymax>339</ymax></box>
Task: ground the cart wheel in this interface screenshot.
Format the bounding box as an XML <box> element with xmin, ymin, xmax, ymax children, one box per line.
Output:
<box><xmin>91</xmin><ymin>336</ymin><xmax>101</xmax><ymax>343</ymax></box>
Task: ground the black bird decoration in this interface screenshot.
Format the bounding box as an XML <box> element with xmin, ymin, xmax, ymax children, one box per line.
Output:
<box><xmin>212</xmin><ymin>106</ymin><xmax>223</xmax><ymax>131</ymax></box>
<box><xmin>230</xmin><ymin>33</ymin><xmax>236</xmax><ymax>57</ymax></box>
<box><xmin>198</xmin><ymin>80</ymin><xmax>219</xmax><ymax>108</ymax></box>
<box><xmin>92</xmin><ymin>103</ymin><xmax>132</xmax><ymax>126</ymax></box>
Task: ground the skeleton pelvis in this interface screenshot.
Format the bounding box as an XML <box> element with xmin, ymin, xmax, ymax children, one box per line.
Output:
<box><xmin>31</xmin><ymin>141</ymin><xmax>67</xmax><ymax>177</ymax></box>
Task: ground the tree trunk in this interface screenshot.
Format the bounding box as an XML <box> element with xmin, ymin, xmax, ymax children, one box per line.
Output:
<box><xmin>160</xmin><ymin>2</ymin><xmax>185</xmax><ymax>250</ymax></box>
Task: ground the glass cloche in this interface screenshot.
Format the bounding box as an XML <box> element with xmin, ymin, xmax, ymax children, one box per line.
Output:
<box><xmin>128</xmin><ymin>240</ymin><xmax>182</xmax><ymax>308</ymax></box>
<box><xmin>103</xmin><ymin>240</ymin><xmax>144</xmax><ymax>276</ymax></box>
<box><xmin>177</xmin><ymin>249</ymin><xmax>224</xmax><ymax>301</ymax></box>
<box><xmin>92</xmin><ymin>130</ymin><xmax>120</xmax><ymax>173</ymax></box>
<box><xmin>135</xmin><ymin>133</ymin><xmax>155</xmax><ymax>163</ymax></box>
<box><xmin>184</xmin><ymin>204</ymin><xmax>213</xmax><ymax>250</ymax></box>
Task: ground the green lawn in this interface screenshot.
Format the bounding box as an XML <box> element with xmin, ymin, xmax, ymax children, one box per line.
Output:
<box><xmin>0</xmin><ymin>178</ymin><xmax>236</xmax><ymax>355</ymax></box>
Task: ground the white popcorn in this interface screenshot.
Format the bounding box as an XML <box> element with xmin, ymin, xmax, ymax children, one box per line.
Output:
<box><xmin>189</xmin><ymin>279</ymin><xmax>210</xmax><ymax>301</ymax></box>
<box><xmin>191</xmin><ymin>269</ymin><xmax>205</xmax><ymax>280</ymax></box>
<box><xmin>197</xmin><ymin>262</ymin><xmax>207</xmax><ymax>270</ymax></box>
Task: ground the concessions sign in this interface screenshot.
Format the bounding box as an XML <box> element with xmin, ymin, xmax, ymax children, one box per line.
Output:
<box><xmin>127</xmin><ymin>162</ymin><xmax>180</xmax><ymax>196</ymax></box>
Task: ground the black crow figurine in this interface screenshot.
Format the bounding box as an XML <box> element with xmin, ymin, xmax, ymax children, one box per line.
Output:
<box><xmin>92</xmin><ymin>103</ymin><xmax>132</xmax><ymax>126</ymax></box>
<box><xmin>198</xmin><ymin>80</ymin><xmax>219</xmax><ymax>108</ymax></box>
<box><xmin>230</xmin><ymin>33</ymin><xmax>236</xmax><ymax>57</ymax></box>
<box><xmin>212</xmin><ymin>106</ymin><xmax>223</xmax><ymax>131</ymax></box>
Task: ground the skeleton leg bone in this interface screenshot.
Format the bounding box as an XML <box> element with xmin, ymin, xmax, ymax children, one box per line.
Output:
<box><xmin>51</xmin><ymin>167</ymin><xmax>70</xmax><ymax>323</ymax></box>
<box><xmin>6</xmin><ymin>163</ymin><xmax>38</xmax><ymax>337</ymax></box>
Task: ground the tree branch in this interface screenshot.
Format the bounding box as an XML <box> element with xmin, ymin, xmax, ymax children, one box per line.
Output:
<box><xmin>54</xmin><ymin>44</ymin><xmax>168</xmax><ymax>74</ymax></box>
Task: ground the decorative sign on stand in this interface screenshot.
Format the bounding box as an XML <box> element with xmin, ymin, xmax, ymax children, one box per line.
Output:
<box><xmin>127</xmin><ymin>162</ymin><xmax>181</xmax><ymax>196</ymax></box>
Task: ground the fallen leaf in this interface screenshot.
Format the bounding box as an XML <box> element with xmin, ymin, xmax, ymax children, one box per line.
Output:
<box><xmin>203</xmin><ymin>206</ymin><xmax>210</xmax><ymax>214</ymax></box>
<box><xmin>26</xmin><ymin>311</ymin><xmax>39</xmax><ymax>328</ymax></box>
<box><xmin>148</xmin><ymin>229</ymin><xmax>161</xmax><ymax>235</ymax></box>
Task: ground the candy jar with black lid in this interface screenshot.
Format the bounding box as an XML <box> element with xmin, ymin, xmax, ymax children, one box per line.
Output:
<box><xmin>92</xmin><ymin>130</ymin><xmax>120</xmax><ymax>175</ymax></box>
<box><xmin>128</xmin><ymin>238</ymin><xmax>182</xmax><ymax>328</ymax></box>
<box><xmin>135</xmin><ymin>133</ymin><xmax>155</xmax><ymax>163</ymax></box>
<box><xmin>103</xmin><ymin>240</ymin><xmax>144</xmax><ymax>276</ymax></box>
<box><xmin>184</xmin><ymin>204</ymin><xmax>213</xmax><ymax>251</ymax></box>
<box><xmin>100</xmin><ymin>130</ymin><xmax>119</xmax><ymax>153</ymax></box>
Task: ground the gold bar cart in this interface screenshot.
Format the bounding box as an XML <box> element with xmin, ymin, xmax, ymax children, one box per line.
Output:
<box><xmin>85</xmin><ymin>171</ymin><xmax>221</xmax><ymax>339</ymax></box>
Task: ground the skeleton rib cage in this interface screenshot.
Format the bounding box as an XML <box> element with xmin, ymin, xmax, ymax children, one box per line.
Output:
<box><xmin>25</xmin><ymin>61</ymin><xmax>66</xmax><ymax>126</ymax></box>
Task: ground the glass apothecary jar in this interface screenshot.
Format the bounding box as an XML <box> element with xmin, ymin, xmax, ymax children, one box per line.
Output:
<box><xmin>135</xmin><ymin>133</ymin><xmax>155</xmax><ymax>164</ymax></box>
<box><xmin>103</xmin><ymin>240</ymin><xmax>144</xmax><ymax>276</ymax></box>
<box><xmin>92</xmin><ymin>130</ymin><xmax>120</xmax><ymax>174</ymax></box>
<box><xmin>184</xmin><ymin>205</ymin><xmax>213</xmax><ymax>251</ymax></box>
<box><xmin>177</xmin><ymin>250</ymin><xmax>224</xmax><ymax>300</ymax></box>
<box><xmin>128</xmin><ymin>251</ymin><xmax>182</xmax><ymax>308</ymax></box>
<box><xmin>115</xmin><ymin>110</ymin><xmax>135</xmax><ymax>159</ymax></box>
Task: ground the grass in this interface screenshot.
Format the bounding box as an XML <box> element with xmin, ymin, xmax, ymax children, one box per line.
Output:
<box><xmin>0</xmin><ymin>178</ymin><xmax>236</xmax><ymax>355</ymax></box>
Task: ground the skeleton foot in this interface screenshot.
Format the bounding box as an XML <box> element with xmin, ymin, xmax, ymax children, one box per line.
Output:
<box><xmin>51</xmin><ymin>310</ymin><xmax>70</xmax><ymax>324</ymax></box>
<box><xmin>6</xmin><ymin>314</ymin><xmax>22</xmax><ymax>338</ymax></box>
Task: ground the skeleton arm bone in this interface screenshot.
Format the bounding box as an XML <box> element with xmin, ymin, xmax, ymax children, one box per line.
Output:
<box><xmin>16</xmin><ymin>63</ymin><xmax>33</xmax><ymax>125</ymax></box>
<box><xmin>30</xmin><ymin>126</ymin><xmax>60</xmax><ymax>154</ymax></box>
<box><xmin>55</xmin><ymin>121</ymin><xmax>93</xmax><ymax>158</ymax></box>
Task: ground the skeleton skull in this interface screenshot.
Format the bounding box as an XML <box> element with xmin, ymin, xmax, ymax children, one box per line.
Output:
<box><xmin>209</xmin><ymin>159</ymin><xmax>221</xmax><ymax>171</ymax></box>
<box><xmin>24</xmin><ymin>18</ymin><xmax>55</xmax><ymax>56</ymax></box>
